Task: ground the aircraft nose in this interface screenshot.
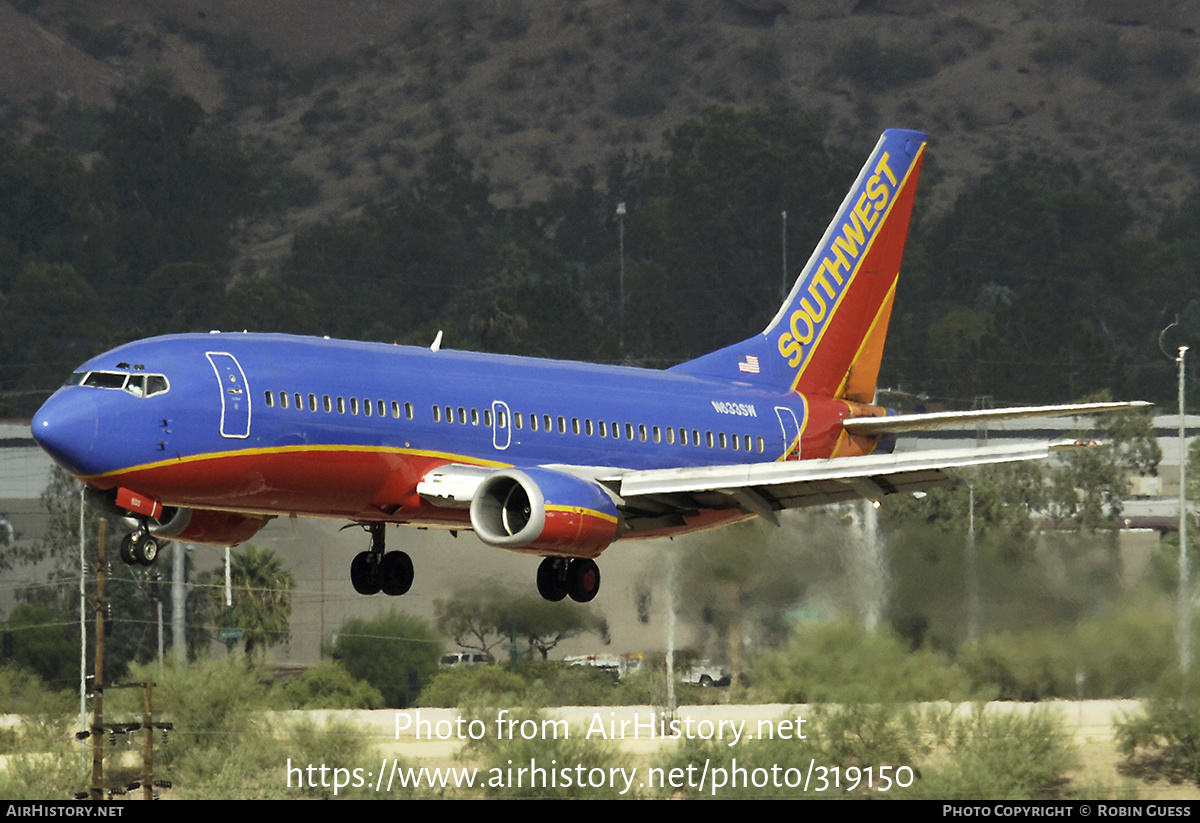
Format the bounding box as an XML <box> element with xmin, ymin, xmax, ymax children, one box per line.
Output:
<box><xmin>32</xmin><ymin>390</ymin><xmax>100</xmax><ymax>476</ymax></box>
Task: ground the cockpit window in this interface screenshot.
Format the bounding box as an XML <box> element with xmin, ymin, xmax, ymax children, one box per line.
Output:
<box><xmin>72</xmin><ymin>370</ymin><xmax>170</xmax><ymax>398</ymax></box>
<box><xmin>83</xmin><ymin>371</ymin><xmax>128</xmax><ymax>389</ymax></box>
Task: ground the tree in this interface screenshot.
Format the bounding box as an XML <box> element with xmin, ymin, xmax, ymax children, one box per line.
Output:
<box><xmin>202</xmin><ymin>544</ymin><xmax>294</xmax><ymax>658</ymax></box>
<box><xmin>434</xmin><ymin>584</ymin><xmax>607</xmax><ymax>661</ymax></box>
<box><xmin>331</xmin><ymin>610</ymin><xmax>441</xmax><ymax>708</ymax></box>
<box><xmin>673</xmin><ymin>515</ymin><xmax>845</xmax><ymax>679</ymax></box>
<box><xmin>1047</xmin><ymin>404</ymin><xmax>1160</xmax><ymax>530</ymax></box>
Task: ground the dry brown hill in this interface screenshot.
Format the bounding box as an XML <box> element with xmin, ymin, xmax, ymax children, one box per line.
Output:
<box><xmin>3</xmin><ymin>0</ymin><xmax>1200</xmax><ymax>270</ymax></box>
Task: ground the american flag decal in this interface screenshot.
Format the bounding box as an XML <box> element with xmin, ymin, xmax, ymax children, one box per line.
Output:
<box><xmin>738</xmin><ymin>355</ymin><xmax>760</xmax><ymax>374</ymax></box>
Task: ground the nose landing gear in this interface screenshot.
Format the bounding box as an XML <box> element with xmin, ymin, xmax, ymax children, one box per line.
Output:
<box><xmin>118</xmin><ymin>530</ymin><xmax>159</xmax><ymax>566</ymax></box>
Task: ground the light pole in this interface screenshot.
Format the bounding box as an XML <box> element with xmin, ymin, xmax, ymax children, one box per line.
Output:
<box><xmin>617</xmin><ymin>202</ymin><xmax>626</xmax><ymax>354</ymax></box>
<box><xmin>1178</xmin><ymin>345</ymin><xmax>1192</xmax><ymax>692</ymax></box>
<box><xmin>1161</xmin><ymin>319</ymin><xmax>1193</xmax><ymax>696</ymax></box>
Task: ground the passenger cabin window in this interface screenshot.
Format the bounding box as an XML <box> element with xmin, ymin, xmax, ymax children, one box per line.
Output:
<box><xmin>324</xmin><ymin>395</ymin><xmax>332</xmax><ymax>413</ymax></box>
<box><xmin>309</xmin><ymin>394</ymin><xmax>318</xmax><ymax>412</ymax></box>
<box><xmin>337</xmin><ymin>397</ymin><xmax>346</xmax><ymax>414</ymax></box>
<box><xmin>264</xmin><ymin>390</ymin><xmax>274</xmax><ymax>408</ymax></box>
<box><xmin>281</xmin><ymin>392</ymin><xmax>290</xmax><ymax>409</ymax></box>
<box><xmin>432</xmin><ymin>405</ymin><xmax>441</xmax><ymax>422</ymax></box>
<box><xmin>350</xmin><ymin>398</ymin><xmax>359</xmax><ymax>415</ymax></box>
<box><xmin>405</xmin><ymin>403</ymin><xmax>414</xmax><ymax>420</ymax></box>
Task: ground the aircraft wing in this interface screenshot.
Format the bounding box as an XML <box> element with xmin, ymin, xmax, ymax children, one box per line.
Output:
<box><xmin>842</xmin><ymin>401</ymin><xmax>1152</xmax><ymax>436</ymax></box>
<box><xmin>605</xmin><ymin>441</ymin><xmax>1078</xmax><ymax>529</ymax></box>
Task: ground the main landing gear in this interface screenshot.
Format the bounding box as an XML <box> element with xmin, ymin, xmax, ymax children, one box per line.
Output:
<box><xmin>118</xmin><ymin>529</ymin><xmax>159</xmax><ymax>567</ymax></box>
<box><xmin>350</xmin><ymin>523</ymin><xmax>414</xmax><ymax>596</ymax></box>
<box><xmin>536</xmin><ymin>557</ymin><xmax>601</xmax><ymax>603</ymax></box>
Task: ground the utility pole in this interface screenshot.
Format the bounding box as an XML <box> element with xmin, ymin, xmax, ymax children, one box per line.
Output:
<box><xmin>90</xmin><ymin>521</ymin><xmax>106</xmax><ymax>800</ymax></box>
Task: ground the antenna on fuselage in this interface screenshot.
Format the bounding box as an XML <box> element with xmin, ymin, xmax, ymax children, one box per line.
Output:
<box><xmin>430</xmin><ymin>330</ymin><xmax>443</xmax><ymax>352</ymax></box>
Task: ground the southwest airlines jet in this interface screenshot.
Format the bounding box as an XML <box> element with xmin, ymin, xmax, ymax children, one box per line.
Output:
<box><xmin>30</xmin><ymin>130</ymin><xmax>1141</xmax><ymax>603</ymax></box>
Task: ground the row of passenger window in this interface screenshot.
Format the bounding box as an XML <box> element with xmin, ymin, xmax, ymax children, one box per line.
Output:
<box><xmin>263</xmin><ymin>390</ymin><xmax>415</xmax><ymax>420</ymax></box>
<box><xmin>262</xmin><ymin>389</ymin><xmax>765</xmax><ymax>454</ymax></box>
<box><xmin>433</xmin><ymin>403</ymin><xmax>766</xmax><ymax>453</ymax></box>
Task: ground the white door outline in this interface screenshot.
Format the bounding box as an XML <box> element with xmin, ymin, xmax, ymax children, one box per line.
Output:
<box><xmin>491</xmin><ymin>400</ymin><xmax>511</xmax><ymax>451</ymax></box>
<box><xmin>206</xmin><ymin>352</ymin><xmax>251</xmax><ymax>439</ymax></box>
<box><xmin>774</xmin><ymin>405</ymin><xmax>801</xmax><ymax>461</ymax></box>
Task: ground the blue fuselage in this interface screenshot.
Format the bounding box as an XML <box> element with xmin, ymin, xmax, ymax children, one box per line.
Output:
<box><xmin>32</xmin><ymin>333</ymin><xmax>853</xmax><ymax>524</ymax></box>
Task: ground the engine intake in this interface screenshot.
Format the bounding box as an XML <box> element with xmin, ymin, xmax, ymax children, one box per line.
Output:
<box><xmin>469</xmin><ymin>468</ymin><xmax>619</xmax><ymax>558</ymax></box>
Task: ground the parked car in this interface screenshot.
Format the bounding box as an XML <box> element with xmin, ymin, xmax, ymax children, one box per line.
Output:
<box><xmin>439</xmin><ymin>651</ymin><xmax>494</xmax><ymax>668</ymax></box>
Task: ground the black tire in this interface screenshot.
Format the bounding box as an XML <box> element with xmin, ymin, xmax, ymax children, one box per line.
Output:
<box><xmin>119</xmin><ymin>534</ymin><xmax>137</xmax><ymax>565</ymax></box>
<box><xmin>350</xmin><ymin>551</ymin><xmax>380</xmax><ymax>595</ymax></box>
<box><xmin>699</xmin><ymin>675</ymin><xmax>714</xmax><ymax>687</ymax></box>
<box><xmin>379</xmin><ymin>551</ymin><xmax>414</xmax><ymax>596</ymax></box>
<box><xmin>132</xmin><ymin>534</ymin><xmax>158</xmax><ymax>566</ymax></box>
<box><xmin>567</xmin><ymin>558</ymin><xmax>601</xmax><ymax>603</ymax></box>
<box><xmin>536</xmin><ymin>557</ymin><xmax>568</xmax><ymax>602</ymax></box>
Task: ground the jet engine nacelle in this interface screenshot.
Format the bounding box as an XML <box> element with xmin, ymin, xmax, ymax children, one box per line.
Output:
<box><xmin>139</xmin><ymin>507</ymin><xmax>269</xmax><ymax>546</ymax></box>
<box><xmin>469</xmin><ymin>468</ymin><xmax>619</xmax><ymax>558</ymax></box>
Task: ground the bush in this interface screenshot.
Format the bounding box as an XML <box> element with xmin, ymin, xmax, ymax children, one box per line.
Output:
<box><xmin>332</xmin><ymin>610</ymin><xmax>442</xmax><ymax>708</ymax></box>
<box><xmin>747</xmin><ymin>622</ymin><xmax>972</xmax><ymax>703</ymax></box>
<box><xmin>1031</xmin><ymin>35</ymin><xmax>1078</xmax><ymax>66</ymax></box>
<box><xmin>1147</xmin><ymin>44</ymin><xmax>1192</xmax><ymax>79</ymax></box>
<box><xmin>612</xmin><ymin>86</ymin><xmax>666</xmax><ymax>118</ymax></box>
<box><xmin>1088</xmin><ymin>35</ymin><xmax>1132</xmax><ymax>85</ymax></box>
<box><xmin>419</xmin><ymin>661</ymin><xmax>656</xmax><ymax>708</ymax></box>
<box><xmin>420</xmin><ymin>665</ymin><xmax>527</xmax><ymax>707</ymax></box>
<box><xmin>907</xmin><ymin>706</ymin><xmax>1078</xmax><ymax>800</ymax></box>
<box><xmin>1169</xmin><ymin>91</ymin><xmax>1200</xmax><ymax>123</ymax></box>
<box><xmin>1117</xmin><ymin>693</ymin><xmax>1200</xmax><ymax>787</ymax></box>
<box><xmin>660</xmin><ymin>703</ymin><xmax>928</xmax><ymax>799</ymax></box>
<box><xmin>271</xmin><ymin>661</ymin><xmax>384</xmax><ymax>709</ymax></box>
<box><xmin>463</xmin><ymin>706</ymin><xmax>629</xmax><ymax>799</ymax></box>
<box><xmin>830</xmin><ymin>38</ymin><xmax>936</xmax><ymax>92</ymax></box>
<box><xmin>958</xmin><ymin>596</ymin><xmax>1174</xmax><ymax>700</ymax></box>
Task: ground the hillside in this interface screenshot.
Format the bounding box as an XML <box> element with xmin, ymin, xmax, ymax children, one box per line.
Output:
<box><xmin>3</xmin><ymin>0</ymin><xmax>1200</xmax><ymax>274</ymax></box>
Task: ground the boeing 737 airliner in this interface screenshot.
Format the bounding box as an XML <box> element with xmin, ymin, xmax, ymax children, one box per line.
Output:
<box><xmin>30</xmin><ymin>130</ymin><xmax>1143</xmax><ymax>603</ymax></box>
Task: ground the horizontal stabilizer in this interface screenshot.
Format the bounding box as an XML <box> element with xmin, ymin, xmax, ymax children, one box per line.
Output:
<box><xmin>842</xmin><ymin>401</ymin><xmax>1153</xmax><ymax>436</ymax></box>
